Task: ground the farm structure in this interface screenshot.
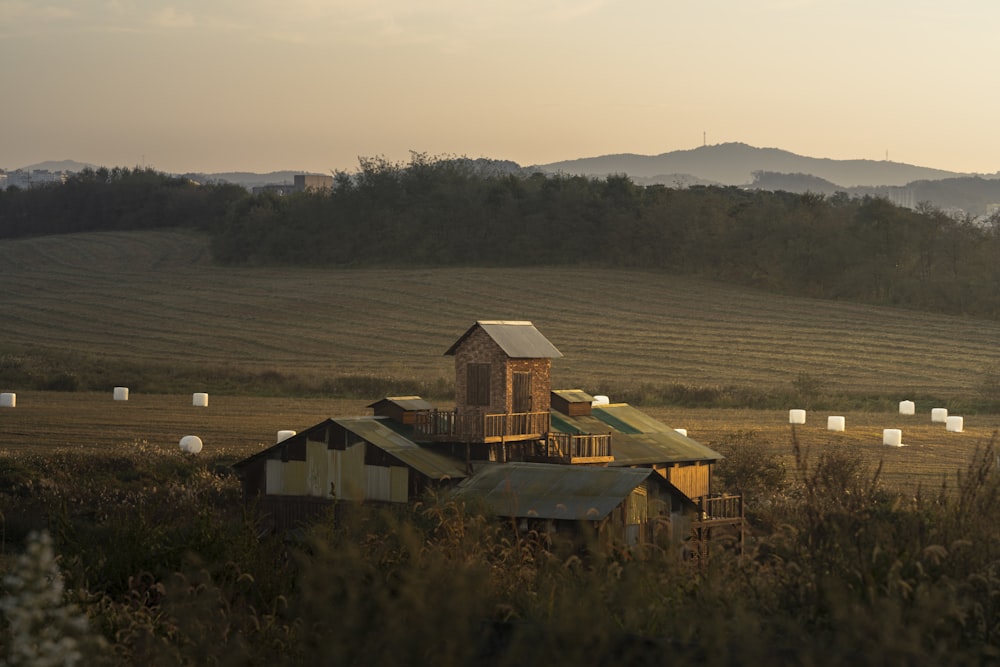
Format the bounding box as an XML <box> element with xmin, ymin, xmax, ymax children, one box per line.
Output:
<box><xmin>233</xmin><ymin>321</ymin><xmax>743</xmax><ymax>548</ymax></box>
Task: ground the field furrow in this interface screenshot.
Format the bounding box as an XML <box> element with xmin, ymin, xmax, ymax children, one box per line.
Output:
<box><xmin>0</xmin><ymin>230</ymin><xmax>997</xmax><ymax>396</ymax></box>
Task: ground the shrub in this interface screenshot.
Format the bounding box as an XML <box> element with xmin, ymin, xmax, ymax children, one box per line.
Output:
<box><xmin>712</xmin><ymin>430</ymin><xmax>787</xmax><ymax>505</ymax></box>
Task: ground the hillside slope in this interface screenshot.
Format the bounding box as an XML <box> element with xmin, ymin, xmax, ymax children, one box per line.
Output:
<box><xmin>1</xmin><ymin>230</ymin><xmax>998</xmax><ymax>399</ymax></box>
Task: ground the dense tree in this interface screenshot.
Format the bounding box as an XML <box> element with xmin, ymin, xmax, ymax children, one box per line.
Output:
<box><xmin>0</xmin><ymin>167</ymin><xmax>244</xmax><ymax>239</ymax></box>
<box><xmin>5</xmin><ymin>156</ymin><xmax>1000</xmax><ymax>320</ymax></box>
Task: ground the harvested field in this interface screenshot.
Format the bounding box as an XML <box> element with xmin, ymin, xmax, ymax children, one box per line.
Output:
<box><xmin>2</xmin><ymin>391</ymin><xmax>996</xmax><ymax>494</ymax></box>
<box><xmin>1</xmin><ymin>230</ymin><xmax>998</xmax><ymax>398</ymax></box>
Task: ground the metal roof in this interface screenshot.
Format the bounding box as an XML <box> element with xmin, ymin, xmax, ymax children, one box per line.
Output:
<box><xmin>451</xmin><ymin>462</ymin><xmax>653</xmax><ymax>521</ymax></box>
<box><xmin>445</xmin><ymin>321</ymin><xmax>563</xmax><ymax>359</ymax></box>
<box><xmin>551</xmin><ymin>389</ymin><xmax>595</xmax><ymax>404</ymax></box>
<box><xmin>366</xmin><ymin>396</ymin><xmax>435</xmax><ymax>411</ymax></box>
<box><xmin>231</xmin><ymin>417</ymin><xmax>466</xmax><ymax>481</ymax></box>
<box><xmin>231</xmin><ymin>418</ymin><xmax>336</xmax><ymax>469</ymax></box>
<box><xmin>550</xmin><ymin>405</ymin><xmax>722</xmax><ymax>466</ymax></box>
<box><xmin>334</xmin><ymin>417</ymin><xmax>467</xmax><ymax>480</ymax></box>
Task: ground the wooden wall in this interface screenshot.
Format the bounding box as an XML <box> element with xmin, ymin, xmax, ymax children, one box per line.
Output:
<box><xmin>664</xmin><ymin>462</ymin><xmax>711</xmax><ymax>500</ymax></box>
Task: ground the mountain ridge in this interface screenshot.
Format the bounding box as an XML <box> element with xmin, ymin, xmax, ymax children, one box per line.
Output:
<box><xmin>12</xmin><ymin>144</ymin><xmax>1000</xmax><ymax>215</ymax></box>
<box><xmin>534</xmin><ymin>142</ymin><xmax>989</xmax><ymax>188</ymax></box>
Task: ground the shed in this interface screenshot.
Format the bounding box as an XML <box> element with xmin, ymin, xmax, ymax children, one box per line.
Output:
<box><xmin>550</xmin><ymin>401</ymin><xmax>723</xmax><ymax>500</ymax></box>
<box><xmin>452</xmin><ymin>462</ymin><xmax>695</xmax><ymax>545</ymax></box>
<box><xmin>368</xmin><ymin>396</ymin><xmax>435</xmax><ymax>425</ymax></box>
<box><xmin>446</xmin><ymin>320</ymin><xmax>561</xmax><ymax>418</ymax></box>
<box><xmin>551</xmin><ymin>389</ymin><xmax>595</xmax><ymax>417</ymax></box>
<box><xmin>233</xmin><ymin>416</ymin><xmax>467</xmax><ymax>528</ymax></box>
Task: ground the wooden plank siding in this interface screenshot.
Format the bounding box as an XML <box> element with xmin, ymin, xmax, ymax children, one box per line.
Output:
<box><xmin>663</xmin><ymin>462</ymin><xmax>711</xmax><ymax>500</ymax></box>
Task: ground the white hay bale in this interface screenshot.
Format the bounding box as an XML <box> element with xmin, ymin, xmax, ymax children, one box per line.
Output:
<box><xmin>946</xmin><ymin>416</ymin><xmax>964</xmax><ymax>433</ymax></box>
<box><xmin>827</xmin><ymin>416</ymin><xmax>845</xmax><ymax>432</ymax></box>
<box><xmin>883</xmin><ymin>428</ymin><xmax>903</xmax><ymax>446</ymax></box>
<box><xmin>0</xmin><ymin>392</ymin><xmax>15</xmax><ymax>408</ymax></box>
<box><xmin>899</xmin><ymin>400</ymin><xmax>915</xmax><ymax>415</ymax></box>
<box><xmin>674</xmin><ymin>428</ymin><xmax>688</xmax><ymax>437</ymax></box>
<box><xmin>192</xmin><ymin>392</ymin><xmax>209</xmax><ymax>407</ymax></box>
<box><xmin>931</xmin><ymin>407</ymin><xmax>948</xmax><ymax>423</ymax></box>
<box><xmin>789</xmin><ymin>409</ymin><xmax>806</xmax><ymax>425</ymax></box>
<box><xmin>592</xmin><ymin>395</ymin><xmax>610</xmax><ymax>406</ymax></box>
<box><xmin>113</xmin><ymin>387</ymin><xmax>129</xmax><ymax>401</ymax></box>
<box><xmin>277</xmin><ymin>429</ymin><xmax>297</xmax><ymax>442</ymax></box>
<box><xmin>179</xmin><ymin>435</ymin><xmax>203</xmax><ymax>454</ymax></box>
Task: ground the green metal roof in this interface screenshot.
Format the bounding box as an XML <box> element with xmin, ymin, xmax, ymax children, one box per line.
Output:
<box><xmin>451</xmin><ymin>462</ymin><xmax>652</xmax><ymax>521</ymax></box>
<box><xmin>550</xmin><ymin>404</ymin><xmax>722</xmax><ymax>466</ymax></box>
<box><xmin>334</xmin><ymin>417</ymin><xmax>467</xmax><ymax>480</ymax></box>
<box><xmin>445</xmin><ymin>321</ymin><xmax>563</xmax><ymax>359</ymax></box>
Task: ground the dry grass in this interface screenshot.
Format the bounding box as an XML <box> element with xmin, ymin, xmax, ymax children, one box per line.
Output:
<box><xmin>1</xmin><ymin>229</ymin><xmax>998</xmax><ymax>397</ymax></box>
<box><xmin>647</xmin><ymin>405</ymin><xmax>1000</xmax><ymax>494</ymax></box>
<box><xmin>2</xmin><ymin>391</ymin><xmax>997</xmax><ymax>496</ymax></box>
<box><xmin>0</xmin><ymin>391</ymin><xmax>369</xmax><ymax>458</ymax></box>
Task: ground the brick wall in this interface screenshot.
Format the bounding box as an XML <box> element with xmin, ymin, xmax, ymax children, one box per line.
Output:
<box><xmin>452</xmin><ymin>327</ymin><xmax>552</xmax><ymax>414</ymax></box>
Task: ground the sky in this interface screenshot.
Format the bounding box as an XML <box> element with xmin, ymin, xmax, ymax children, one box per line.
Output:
<box><xmin>3</xmin><ymin>1</ymin><xmax>1000</xmax><ymax>175</ymax></box>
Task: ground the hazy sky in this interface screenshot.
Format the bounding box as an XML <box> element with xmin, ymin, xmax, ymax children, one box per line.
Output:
<box><xmin>3</xmin><ymin>1</ymin><xmax>999</xmax><ymax>175</ymax></box>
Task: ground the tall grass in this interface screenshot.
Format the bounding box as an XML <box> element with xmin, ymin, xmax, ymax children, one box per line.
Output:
<box><xmin>3</xmin><ymin>435</ymin><xmax>1000</xmax><ymax>665</ymax></box>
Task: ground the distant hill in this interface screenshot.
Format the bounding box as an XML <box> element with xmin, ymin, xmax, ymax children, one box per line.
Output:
<box><xmin>16</xmin><ymin>146</ymin><xmax>1000</xmax><ymax>214</ymax></box>
<box><xmin>536</xmin><ymin>142</ymin><xmax>1000</xmax><ymax>215</ymax></box>
<box><xmin>18</xmin><ymin>159</ymin><xmax>97</xmax><ymax>172</ymax></box>
<box><xmin>536</xmin><ymin>142</ymin><xmax>981</xmax><ymax>188</ymax></box>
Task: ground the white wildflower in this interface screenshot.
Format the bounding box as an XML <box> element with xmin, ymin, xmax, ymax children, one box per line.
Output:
<box><xmin>0</xmin><ymin>530</ymin><xmax>102</xmax><ymax>667</ymax></box>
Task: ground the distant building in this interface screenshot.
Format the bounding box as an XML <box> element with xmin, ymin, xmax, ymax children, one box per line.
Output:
<box><xmin>294</xmin><ymin>174</ymin><xmax>333</xmax><ymax>192</ymax></box>
<box><xmin>0</xmin><ymin>169</ymin><xmax>69</xmax><ymax>190</ymax></box>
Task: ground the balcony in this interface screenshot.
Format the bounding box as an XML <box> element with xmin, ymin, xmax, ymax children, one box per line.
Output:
<box><xmin>413</xmin><ymin>410</ymin><xmax>550</xmax><ymax>443</ymax></box>
<box><xmin>525</xmin><ymin>432</ymin><xmax>614</xmax><ymax>465</ymax></box>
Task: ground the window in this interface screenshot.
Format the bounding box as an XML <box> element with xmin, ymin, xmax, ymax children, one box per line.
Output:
<box><xmin>467</xmin><ymin>363</ymin><xmax>491</xmax><ymax>406</ymax></box>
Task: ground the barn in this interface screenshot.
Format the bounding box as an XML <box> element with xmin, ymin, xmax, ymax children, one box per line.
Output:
<box><xmin>233</xmin><ymin>320</ymin><xmax>742</xmax><ymax>546</ymax></box>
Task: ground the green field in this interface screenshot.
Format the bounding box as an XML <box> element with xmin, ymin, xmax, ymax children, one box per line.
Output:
<box><xmin>2</xmin><ymin>229</ymin><xmax>998</xmax><ymax>397</ymax></box>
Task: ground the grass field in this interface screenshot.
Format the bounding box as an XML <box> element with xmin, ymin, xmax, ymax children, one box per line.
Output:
<box><xmin>2</xmin><ymin>390</ymin><xmax>997</xmax><ymax>495</ymax></box>
<box><xmin>1</xmin><ymin>229</ymin><xmax>998</xmax><ymax>491</ymax></box>
<box><xmin>2</xmin><ymin>229</ymin><xmax>998</xmax><ymax>398</ymax></box>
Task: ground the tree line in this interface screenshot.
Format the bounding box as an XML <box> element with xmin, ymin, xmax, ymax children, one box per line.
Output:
<box><xmin>0</xmin><ymin>166</ymin><xmax>245</xmax><ymax>238</ymax></box>
<box><xmin>3</xmin><ymin>156</ymin><xmax>999</xmax><ymax>319</ymax></box>
<box><xmin>210</xmin><ymin>154</ymin><xmax>1000</xmax><ymax>318</ymax></box>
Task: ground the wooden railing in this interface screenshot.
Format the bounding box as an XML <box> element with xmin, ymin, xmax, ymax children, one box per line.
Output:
<box><xmin>690</xmin><ymin>493</ymin><xmax>745</xmax><ymax>565</ymax></box>
<box><xmin>527</xmin><ymin>432</ymin><xmax>613</xmax><ymax>463</ymax></box>
<box><xmin>697</xmin><ymin>493</ymin><xmax>744</xmax><ymax>524</ymax></box>
<box><xmin>413</xmin><ymin>410</ymin><xmax>550</xmax><ymax>443</ymax></box>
